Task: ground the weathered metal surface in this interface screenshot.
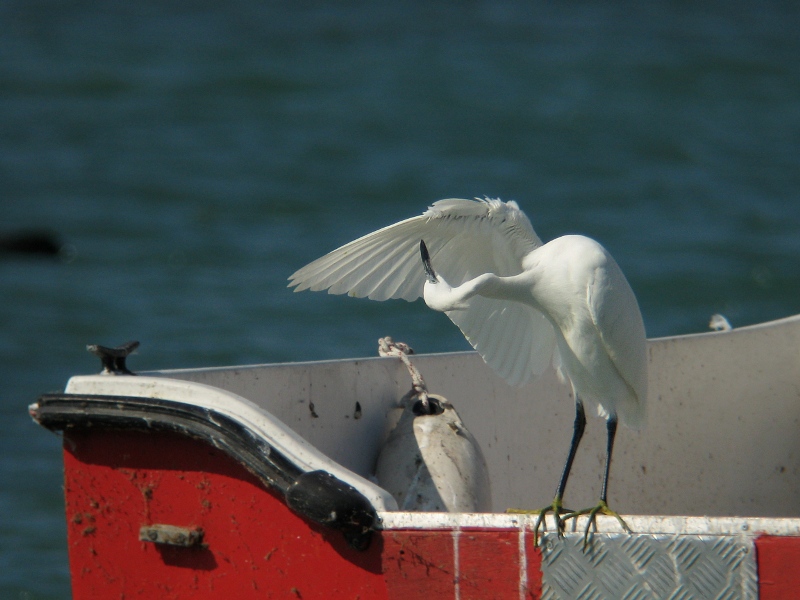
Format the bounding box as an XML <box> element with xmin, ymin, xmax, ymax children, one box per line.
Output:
<box><xmin>539</xmin><ymin>533</ymin><xmax>757</xmax><ymax>599</ymax></box>
<box><xmin>157</xmin><ymin>314</ymin><xmax>800</xmax><ymax>518</ymax></box>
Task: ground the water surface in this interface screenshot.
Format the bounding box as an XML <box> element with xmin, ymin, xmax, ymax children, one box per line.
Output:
<box><xmin>2</xmin><ymin>2</ymin><xmax>799</xmax><ymax>596</ymax></box>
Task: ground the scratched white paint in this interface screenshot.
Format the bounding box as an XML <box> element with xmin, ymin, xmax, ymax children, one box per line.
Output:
<box><xmin>518</xmin><ymin>523</ymin><xmax>528</xmax><ymax>600</ymax></box>
<box><xmin>452</xmin><ymin>528</ymin><xmax>461</xmax><ymax>600</ymax></box>
<box><xmin>378</xmin><ymin>512</ymin><xmax>800</xmax><ymax>537</ymax></box>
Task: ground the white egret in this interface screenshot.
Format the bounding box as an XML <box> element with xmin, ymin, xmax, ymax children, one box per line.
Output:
<box><xmin>289</xmin><ymin>198</ymin><xmax>647</xmax><ymax>543</ymax></box>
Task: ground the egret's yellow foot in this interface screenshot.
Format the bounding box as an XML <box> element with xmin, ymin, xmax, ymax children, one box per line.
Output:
<box><xmin>562</xmin><ymin>500</ymin><xmax>631</xmax><ymax>549</ymax></box>
<box><xmin>507</xmin><ymin>497</ymin><xmax>573</xmax><ymax>546</ymax></box>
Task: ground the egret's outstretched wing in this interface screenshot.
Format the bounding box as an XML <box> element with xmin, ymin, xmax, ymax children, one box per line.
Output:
<box><xmin>587</xmin><ymin>254</ymin><xmax>648</xmax><ymax>428</ymax></box>
<box><xmin>288</xmin><ymin>198</ymin><xmax>541</xmax><ymax>301</ymax></box>
<box><xmin>447</xmin><ymin>298</ymin><xmax>556</xmax><ymax>387</ymax></box>
<box><xmin>289</xmin><ymin>198</ymin><xmax>556</xmax><ymax>386</ymax></box>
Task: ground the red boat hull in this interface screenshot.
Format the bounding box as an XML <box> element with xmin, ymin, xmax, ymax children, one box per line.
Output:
<box><xmin>61</xmin><ymin>427</ymin><xmax>800</xmax><ymax>599</ymax></box>
<box><xmin>64</xmin><ymin>428</ymin><xmax>545</xmax><ymax>599</ymax></box>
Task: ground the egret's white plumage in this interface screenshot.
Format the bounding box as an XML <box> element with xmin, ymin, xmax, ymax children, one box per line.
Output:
<box><xmin>291</xmin><ymin>197</ymin><xmax>648</xmax><ymax>540</ymax></box>
<box><xmin>289</xmin><ymin>197</ymin><xmax>647</xmax><ymax>430</ymax></box>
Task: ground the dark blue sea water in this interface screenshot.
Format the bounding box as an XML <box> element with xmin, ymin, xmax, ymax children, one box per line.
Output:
<box><xmin>2</xmin><ymin>2</ymin><xmax>799</xmax><ymax>596</ymax></box>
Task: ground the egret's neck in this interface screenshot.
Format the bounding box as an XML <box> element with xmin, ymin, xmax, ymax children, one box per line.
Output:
<box><xmin>424</xmin><ymin>272</ymin><xmax>534</xmax><ymax>312</ymax></box>
<box><xmin>468</xmin><ymin>272</ymin><xmax>537</xmax><ymax>305</ymax></box>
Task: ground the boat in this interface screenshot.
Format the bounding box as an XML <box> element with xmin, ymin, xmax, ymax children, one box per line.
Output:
<box><xmin>30</xmin><ymin>314</ymin><xmax>800</xmax><ymax>598</ymax></box>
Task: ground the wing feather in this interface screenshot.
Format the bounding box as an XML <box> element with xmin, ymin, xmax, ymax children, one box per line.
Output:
<box><xmin>350</xmin><ymin>235</ymin><xmax>421</xmax><ymax>299</ymax></box>
<box><xmin>292</xmin><ymin>218</ymin><xmax>427</xmax><ymax>301</ymax></box>
<box><xmin>587</xmin><ymin>256</ymin><xmax>648</xmax><ymax>427</ymax></box>
<box><xmin>289</xmin><ymin>198</ymin><xmax>542</xmax><ymax>300</ymax></box>
<box><xmin>328</xmin><ymin>229</ymin><xmax>419</xmax><ymax>297</ymax></box>
<box><xmin>448</xmin><ymin>299</ymin><xmax>555</xmax><ymax>386</ymax></box>
<box><xmin>289</xmin><ymin>197</ymin><xmax>557</xmax><ymax>386</ymax></box>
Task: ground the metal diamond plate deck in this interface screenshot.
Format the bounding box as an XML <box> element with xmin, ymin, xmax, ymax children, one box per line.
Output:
<box><xmin>540</xmin><ymin>533</ymin><xmax>758</xmax><ymax>600</ymax></box>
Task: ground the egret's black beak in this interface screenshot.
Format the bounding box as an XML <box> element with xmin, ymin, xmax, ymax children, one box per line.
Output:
<box><xmin>420</xmin><ymin>240</ymin><xmax>438</xmax><ymax>283</ymax></box>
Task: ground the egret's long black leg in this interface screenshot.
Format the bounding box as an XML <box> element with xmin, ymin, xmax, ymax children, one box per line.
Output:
<box><xmin>600</xmin><ymin>414</ymin><xmax>617</xmax><ymax>504</ymax></box>
<box><xmin>535</xmin><ymin>400</ymin><xmax>586</xmax><ymax>542</ymax></box>
<box><xmin>508</xmin><ymin>399</ymin><xmax>586</xmax><ymax>546</ymax></box>
<box><xmin>556</xmin><ymin>400</ymin><xmax>586</xmax><ymax>501</ymax></box>
<box><xmin>563</xmin><ymin>412</ymin><xmax>632</xmax><ymax>549</ymax></box>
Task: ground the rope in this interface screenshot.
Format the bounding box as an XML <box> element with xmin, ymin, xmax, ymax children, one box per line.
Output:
<box><xmin>378</xmin><ymin>337</ymin><xmax>430</xmax><ymax>412</ymax></box>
